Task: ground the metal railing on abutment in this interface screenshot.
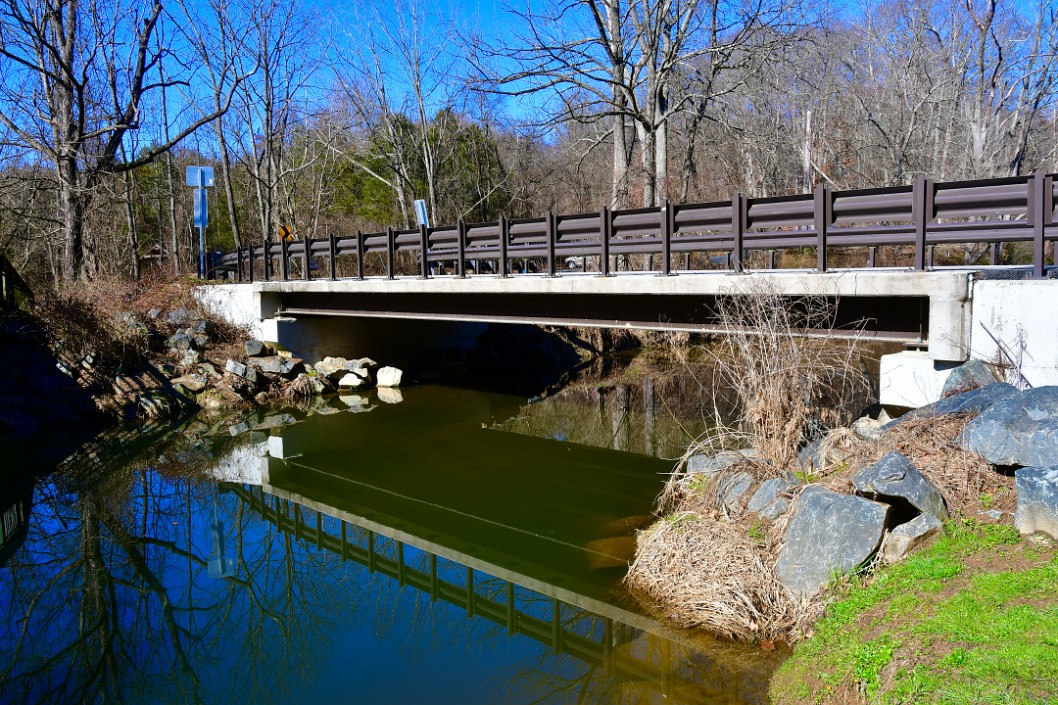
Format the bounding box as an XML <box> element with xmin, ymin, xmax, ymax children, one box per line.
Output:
<box><xmin>221</xmin><ymin>172</ymin><xmax>1057</xmax><ymax>283</ymax></box>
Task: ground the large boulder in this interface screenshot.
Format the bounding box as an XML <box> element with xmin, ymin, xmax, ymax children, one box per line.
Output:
<box><xmin>686</xmin><ymin>450</ymin><xmax>753</xmax><ymax>478</ymax></box>
<box><xmin>880</xmin><ymin>513</ymin><xmax>944</xmax><ymax>563</ymax></box>
<box><xmin>775</xmin><ymin>486</ymin><xmax>890</xmax><ymax>596</ymax></box>
<box><xmin>885</xmin><ymin>382</ymin><xmax>1018</xmax><ymax>429</ymax></box>
<box><xmin>717</xmin><ymin>471</ymin><xmax>754</xmax><ymax>511</ymax></box>
<box><xmin>313</xmin><ymin>356</ymin><xmax>349</xmax><ymax>379</ymax></box>
<box><xmin>376</xmin><ymin>366</ymin><xmax>403</xmax><ymax>388</ymax></box>
<box><xmin>746</xmin><ymin>477</ymin><xmax>799</xmax><ymax>521</ymax></box>
<box><xmin>852</xmin><ymin>452</ymin><xmax>948</xmax><ymax>520</ymax></box>
<box><xmin>196</xmin><ymin>387</ymin><xmax>245</xmax><ymax>411</ymax></box>
<box><xmin>1014</xmin><ymin>466</ymin><xmax>1058</xmax><ymax>540</ymax></box>
<box><xmin>961</xmin><ymin>386</ymin><xmax>1058</xmax><ymax>467</ymax></box>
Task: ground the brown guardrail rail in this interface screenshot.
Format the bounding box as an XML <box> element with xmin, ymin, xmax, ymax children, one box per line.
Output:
<box><xmin>220</xmin><ymin>171</ymin><xmax>1057</xmax><ymax>282</ymax></box>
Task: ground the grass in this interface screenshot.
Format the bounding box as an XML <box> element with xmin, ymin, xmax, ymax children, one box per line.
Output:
<box><xmin>770</xmin><ymin>519</ymin><xmax>1058</xmax><ymax>704</ymax></box>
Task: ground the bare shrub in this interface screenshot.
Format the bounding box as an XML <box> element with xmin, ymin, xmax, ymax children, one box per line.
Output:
<box><xmin>689</xmin><ymin>281</ymin><xmax>871</xmax><ymax>469</ymax></box>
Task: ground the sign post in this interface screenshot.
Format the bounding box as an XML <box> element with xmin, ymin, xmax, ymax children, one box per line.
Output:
<box><xmin>186</xmin><ymin>166</ymin><xmax>215</xmax><ymax>278</ymax></box>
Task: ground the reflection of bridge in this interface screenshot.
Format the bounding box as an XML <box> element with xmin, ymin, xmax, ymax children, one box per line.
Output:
<box><xmin>228</xmin><ymin>483</ymin><xmax>754</xmax><ymax>703</ymax></box>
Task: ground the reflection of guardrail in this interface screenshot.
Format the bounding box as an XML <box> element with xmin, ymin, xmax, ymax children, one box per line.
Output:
<box><xmin>231</xmin><ymin>484</ymin><xmax>716</xmax><ymax>703</ymax></box>
<box><xmin>0</xmin><ymin>254</ymin><xmax>33</xmax><ymax>310</ymax></box>
<box><xmin>222</xmin><ymin>172</ymin><xmax>1057</xmax><ymax>281</ymax></box>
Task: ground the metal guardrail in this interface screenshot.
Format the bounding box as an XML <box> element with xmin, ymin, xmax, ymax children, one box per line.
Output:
<box><xmin>0</xmin><ymin>254</ymin><xmax>33</xmax><ymax>309</ymax></box>
<box><xmin>222</xmin><ymin>172</ymin><xmax>1057</xmax><ymax>282</ymax></box>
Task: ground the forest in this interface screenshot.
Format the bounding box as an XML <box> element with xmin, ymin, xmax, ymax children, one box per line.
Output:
<box><xmin>0</xmin><ymin>0</ymin><xmax>1055</xmax><ymax>285</ymax></box>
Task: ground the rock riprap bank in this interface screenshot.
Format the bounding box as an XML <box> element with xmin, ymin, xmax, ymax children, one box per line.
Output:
<box><xmin>626</xmin><ymin>366</ymin><xmax>1058</xmax><ymax>641</ymax></box>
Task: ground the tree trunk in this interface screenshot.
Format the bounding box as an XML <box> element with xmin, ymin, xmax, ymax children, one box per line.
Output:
<box><xmin>60</xmin><ymin>159</ymin><xmax>84</xmax><ymax>281</ymax></box>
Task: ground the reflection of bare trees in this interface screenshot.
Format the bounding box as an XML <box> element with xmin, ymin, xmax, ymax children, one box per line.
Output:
<box><xmin>0</xmin><ymin>436</ymin><xmax>352</xmax><ymax>705</ymax></box>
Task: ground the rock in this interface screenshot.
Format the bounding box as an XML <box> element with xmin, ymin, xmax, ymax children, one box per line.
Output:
<box><xmin>961</xmin><ymin>386</ymin><xmax>1058</xmax><ymax>467</ymax></box>
<box><xmin>979</xmin><ymin>509</ymin><xmax>1005</xmax><ymax>521</ymax></box>
<box><xmin>253</xmin><ymin>391</ymin><xmax>270</xmax><ymax>405</ymax></box>
<box><xmin>196</xmin><ymin>362</ymin><xmax>219</xmax><ymax>378</ymax></box>
<box><xmin>941</xmin><ymin>359</ymin><xmax>998</xmax><ymax>397</ymax></box>
<box><xmin>851</xmin><ymin>416</ymin><xmax>884</xmax><ymax>442</ymax></box>
<box><xmin>686</xmin><ymin>450</ymin><xmax>746</xmax><ymax>478</ymax></box>
<box><xmin>313</xmin><ymin>356</ymin><xmax>348</xmax><ymax>379</ymax></box>
<box><xmin>170</xmin><ymin>374</ymin><xmax>208</xmax><ymax>392</ymax></box>
<box><xmin>337</xmin><ymin>373</ymin><xmax>365</xmax><ymax>389</ymax></box>
<box><xmin>193</xmin><ymin>319</ymin><xmax>215</xmax><ymax>336</ymax></box>
<box><xmin>852</xmin><ymin>452</ymin><xmax>948</xmax><ymax>520</ymax></box>
<box><xmin>797</xmin><ymin>438</ymin><xmax>825</xmax><ymax>470</ymax></box>
<box><xmin>717</xmin><ymin>471</ymin><xmax>754</xmax><ymax>511</ymax></box>
<box><xmin>376</xmin><ymin>366</ymin><xmax>403</xmax><ymax>387</ymax></box>
<box><xmin>885</xmin><ymin>382</ymin><xmax>1018</xmax><ymax>429</ymax></box>
<box><xmin>747</xmin><ymin>477</ymin><xmax>799</xmax><ymax>520</ymax></box>
<box><xmin>243</xmin><ymin>366</ymin><xmax>258</xmax><ymax>384</ymax></box>
<box><xmin>244</xmin><ymin>340</ymin><xmax>271</xmax><ymax>357</ymax></box>
<box><xmin>1014</xmin><ymin>466</ymin><xmax>1058</xmax><ymax>540</ymax></box>
<box><xmin>166</xmin><ymin>307</ymin><xmax>193</xmax><ymax>325</ymax></box>
<box><xmin>376</xmin><ymin>387</ymin><xmax>404</xmax><ymax>404</ymax></box>
<box><xmin>180</xmin><ymin>349</ymin><xmax>201</xmax><ymax>366</ymax></box>
<box><xmin>146</xmin><ymin>307</ymin><xmax>162</xmax><ymax>320</ymax></box>
<box><xmin>229</xmin><ymin>421</ymin><xmax>250</xmax><ymax>436</ymax></box>
<box><xmin>880</xmin><ymin>513</ymin><xmax>944</xmax><ymax>563</ymax></box>
<box><xmin>775</xmin><ymin>486</ymin><xmax>890</xmax><ymax>596</ymax></box>
<box><xmin>196</xmin><ymin>387</ymin><xmax>245</xmax><ymax>411</ymax></box>
<box><xmin>225</xmin><ymin>359</ymin><xmax>248</xmax><ymax>377</ymax></box>
<box><xmin>167</xmin><ymin>331</ymin><xmax>195</xmax><ymax>353</ymax></box>
<box><xmin>584</xmin><ymin>536</ymin><xmax>637</xmax><ymax>570</ymax></box>
<box><xmin>250</xmin><ymin>356</ymin><xmax>285</xmax><ymax>374</ymax></box>
<box><xmin>356</xmin><ymin>357</ymin><xmax>378</xmax><ymax>369</ymax></box>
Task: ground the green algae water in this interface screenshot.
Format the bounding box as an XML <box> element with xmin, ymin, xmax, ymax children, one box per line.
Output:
<box><xmin>0</xmin><ymin>383</ymin><xmax>781</xmax><ymax>704</ymax></box>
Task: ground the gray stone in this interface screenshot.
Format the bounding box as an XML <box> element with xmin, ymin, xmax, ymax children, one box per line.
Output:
<box><xmin>686</xmin><ymin>450</ymin><xmax>745</xmax><ymax>478</ymax></box>
<box><xmin>244</xmin><ymin>340</ymin><xmax>270</xmax><ymax>357</ymax></box>
<box><xmin>196</xmin><ymin>387</ymin><xmax>244</xmax><ymax>411</ymax></box>
<box><xmin>356</xmin><ymin>357</ymin><xmax>378</xmax><ymax>369</ymax></box>
<box><xmin>1014</xmin><ymin>465</ymin><xmax>1058</xmax><ymax>540</ymax></box>
<box><xmin>193</xmin><ymin>320</ymin><xmax>215</xmax><ymax>336</ymax></box>
<box><xmin>979</xmin><ymin>509</ymin><xmax>1005</xmax><ymax>521</ymax></box>
<box><xmin>717</xmin><ymin>471</ymin><xmax>754</xmax><ymax>511</ymax></box>
<box><xmin>961</xmin><ymin>386</ymin><xmax>1058</xmax><ymax>467</ymax></box>
<box><xmin>747</xmin><ymin>477</ymin><xmax>799</xmax><ymax>520</ymax></box>
<box><xmin>775</xmin><ymin>486</ymin><xmax>890</xmax><ymax>596</ymax></box>
<box><xmin>229</xmin><ymin>421</ymin><xmax>250</xmax><ymax>436</ymax></box>
<box><xmin>337</xmin><ymin>373</ymin><xmax>365</xmax><ymax>389</ymax></box>
<box><xmin>313</xmin><ymin>356</ymin><xmax>348</xmax><ymax>379</ymax></box>
<box><xmin>376</xmin><ymin>366</ymin><xmax>403</xmax><ymax>387</ymax></box>
<box><xmin>851</xmin><ymin>416</ymin><xmax>884</xmax><ymax>442</ymax></box>
<box><xmin>852</xmin><ymin>451</ymin><xmax>948</xmax><ymax>519</ymax></box>
<box><xmin>167</xmin><ymin>331</ymin><xmax>194</xmax><ymax>353</ymax></box>
<box><xmin>166</xmin><ymin>307</ymin><xmax>193</xmax><ymax>325</ymax></box>
<box><xmin>941</xmin><ymin>359</ymin><xmax>998</xmax><ymax>398</ymax></box>
<box><xmin>250</xmin><ymin>356</ymin><xmax>285</xmax><ymax>374</ymax></box>
<box><xmin>225</xmin><ymin>359</ymin><xmax>248</xmax><ymax>377</ymax></box>
<box><xmin>180</xmin><ymin>349</ymin><xmax>201</xmax><ymax>366</ymax></box>
<box><xmin>171</xmin><ymin>374</ymin><xmax>208</xmax><ymax>392</ymax></box>
<box><xmin>278</xmin><ymin>357</ymin><xmax>304</xmax><ymax>379</ymax></box>
<box><xmin>797</xmin><ymin>438</ymin><xmax>825</xmax><ymax>470</ymax></box>
<box><xmin>880</xmin><ymin>513</ymin><xmax>944</xmax><ymax>563</ymax></box>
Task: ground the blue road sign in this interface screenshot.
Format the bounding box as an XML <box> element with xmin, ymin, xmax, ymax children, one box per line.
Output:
<box><xmin>193</xmin><ymin>188</ymin><xmax>208</xmax><ymax>228</ymax></box>
<box><xmin>414</xmin><ymin>199</ymin><xmax>429</xmax><ymax>228</ymax></box>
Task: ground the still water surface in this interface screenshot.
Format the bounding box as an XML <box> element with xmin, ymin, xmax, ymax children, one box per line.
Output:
<box><xmin>0</xmin><ymin>383</ymin><xmax>780</xmax><ymax>704</ymax></box>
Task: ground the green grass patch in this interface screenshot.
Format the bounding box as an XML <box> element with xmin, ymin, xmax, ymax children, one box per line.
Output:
<box><xmin>770</xmin><ymin>520</ymin><xmax>1058</xmax><ymax>705</ymax></box>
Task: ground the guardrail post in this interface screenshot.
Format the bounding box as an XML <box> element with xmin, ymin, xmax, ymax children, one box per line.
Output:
<box><xmin>868</xmin><ymin>245</ymin><xmax>877</xmax><ymax>268</ymax></box>
<box><xmin>499</xmin><ymin>215</ymin><xmax>509</xmax><ymax>278</ymax></box>
<box><xmin>386</xmin><ymin>227</ymin><xmax>395</xmax><ymax>280</ymax></box>
<box><xmin>1031</xmin><ymin>171</ymin><xmax>1053</xmax><ymax>278</ymax></box>
<box><xmin>814</xmin><ymin>184</ymin><xmax>831</xmax><ymax>272</ymax></box>
<box><xmin>457</xmin><ymin>219</ymin><xmax>466</xmax><ymax>278</ymax></box>
<box><xmin>235</xmin><ymin>247</ymin><xmax>243</xmax><ymax>282</ymax></box>
<box><xmin>768</xmin><ymin>249</ymin><xmax>776</xmax><ymax>269</ymax></box>
<box><xmin>599</xmin><ymin>206</ymin><xmax>611</xmax><ymax>276</ymax></box>
<box><xmin>661</xmin><ymin>201</ymin><xmax>674</xmax><ymax>276</ymax></box>
<box><xmin>304</xmin><ymin>238</ymin><xmax>312</xmax><ymax>281</ymax></box>
<box><xmin>328</xmin><ymin>233</ymin><xmax>337</xmax><ymax>280</ymax></box>
<box><xmin>912</xmin><ymin>174</ymin><xmax>934</xmax><ymax>271</ymax></box>
<box><xmin>420</xmin><ymin>224</ymin><xmax>430</xmax><ymax>279</ymax></box>
<box><xmin>546</xmin><ymin>211</ymin><xmax>557</xmax><ymax>276</ymax></box>
<box><xmin>263</xmin><ymin>238</ymin><xmax>272</xmax><ymax>280</ymax></box>
<box><xmin>989</xmin><ymin>242</ymin><xmax>999</xmax><ymax>265</ymax></box>
<box><xmin>927</xmin><ymin>244</ymin><xmax>935</xmax><ymax>269</ymax></box>
<box><xmin>731</xmin><ymin>193</ymin><xmax>745</xmax><ymax>272</ymax></box>
<box><xmin>247</xmin><ymin>244</ymin><xmax>255</xmax><ymax>283</ymax></box>
<box><xmin>356</xmin><ymin>230</ymin><xmax>365</xmax><ymax>280</ymax></box>
<box><xmin>280</xmin><ymin>237</ymin><xmax>289</xmax><ymax>280</ymax></box>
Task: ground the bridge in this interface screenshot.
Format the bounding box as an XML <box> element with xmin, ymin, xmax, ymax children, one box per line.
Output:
<box><xmin>201</xmin><ymin>172</ymin><xmax>1058</xmax><ymax>407</ymax></box>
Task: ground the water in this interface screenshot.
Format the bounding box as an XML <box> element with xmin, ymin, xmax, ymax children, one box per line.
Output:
<box><xmin>0</xmin><ymin>383</ymin><xmax>782</xmax><ymax>705</ymax></box>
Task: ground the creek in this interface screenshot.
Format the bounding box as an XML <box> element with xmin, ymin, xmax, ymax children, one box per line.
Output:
<box><xmin>0</xmin><ymin>370</ymin><xmax>784</xmax><ymax>704</ymax></box>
